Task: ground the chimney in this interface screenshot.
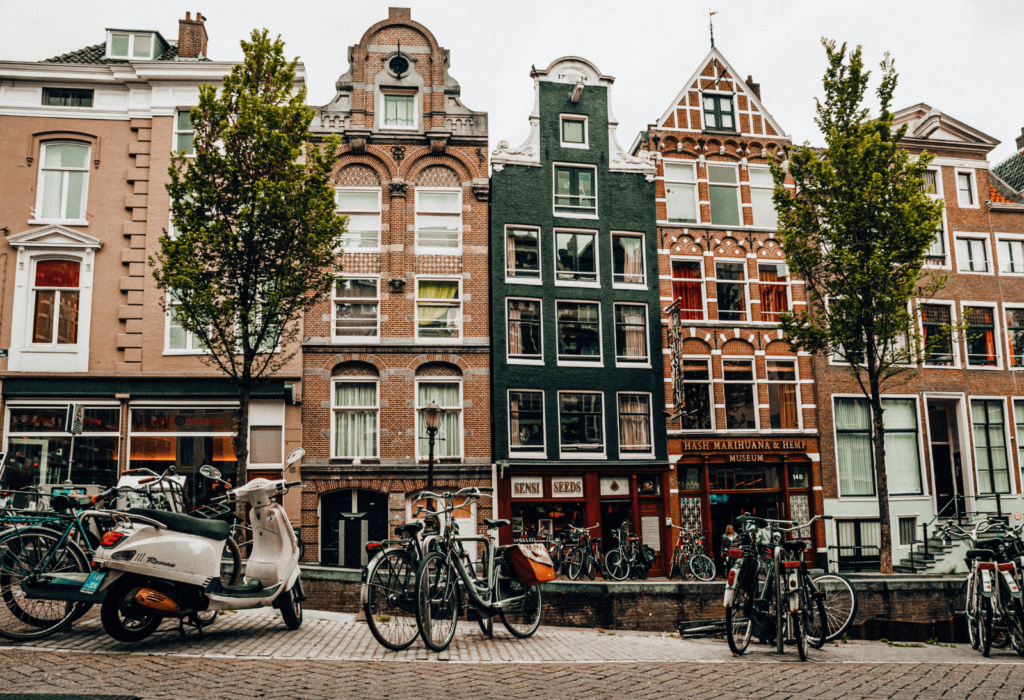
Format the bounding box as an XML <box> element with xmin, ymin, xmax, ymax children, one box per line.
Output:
<box><xmin>1016</xmin><ymin>127</ymin><xmax>1024</xmax><ymax>154</ymax></box>
<box><xmin>745</xmin><ymin>75</ymin><xmax>761</xmax><ymax>102</ymax></box>
<box><xmin>389</xmin><ymin>7</ymin><xmax>412</xmax><ymax>21</ymax></box>
<box><xmin>178</xmin><ymin>11</ymin><xmax>209</xmax><ymax>59</ymax></box>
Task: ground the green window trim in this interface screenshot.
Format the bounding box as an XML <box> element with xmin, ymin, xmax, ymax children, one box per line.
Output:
<box><xmin>702</xmin><ymin>94</ymin><xmax>736</xmax><ymax>132</ymax></box>
<box><xmin>553</xmin><ymin>166</ymin><xmax>596</xmax><ymax>216</ymax></box>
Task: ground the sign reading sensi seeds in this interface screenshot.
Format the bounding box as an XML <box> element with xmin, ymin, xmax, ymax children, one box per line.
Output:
<box><xmin>511</xmin><ymin>477</ymin><xmax>543</xmax><ymax>498</ymax></box>
<box><xmin>551</xmin><ymin>477</ymin><xmax>583</xmax><ymax>498</ymax></box>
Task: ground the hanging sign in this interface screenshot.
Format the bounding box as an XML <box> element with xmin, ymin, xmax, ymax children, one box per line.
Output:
<box><xmin>65</xmin><ymin>404</ymin><xmax>85</xmax><ymax>436</ymax></box>
<box><xmin>551</xmin><ymin>477</ymin><xmax>583</xmax><ymax>498</ymax></box>
<box><xmin>511</xmin><ymin>477</ymin><xmax>543</xmax><ymax>499</ymax></box>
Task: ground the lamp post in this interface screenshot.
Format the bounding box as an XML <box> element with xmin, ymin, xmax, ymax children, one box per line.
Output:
<box><xmin>421</xmin><ymin>400</ymin><xmax>444</xmax><ymax>493</ymax></box>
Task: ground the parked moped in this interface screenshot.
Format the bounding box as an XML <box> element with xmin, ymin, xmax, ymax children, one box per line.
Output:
<box><xmin>88</xmin><ymin>449</ymin><xmax>306</xmax><ymax>642</ymax></box>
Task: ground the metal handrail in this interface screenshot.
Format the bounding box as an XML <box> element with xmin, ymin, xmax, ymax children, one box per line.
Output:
<box><xmin>827</xmin><ymin>544</ymin><xmax>881</xmax><ymax>573</ymax></box>
<box><xmin>908</xmin><ymin>492</ymin><xmax>1010</xmax><ymax>573</ymax></box>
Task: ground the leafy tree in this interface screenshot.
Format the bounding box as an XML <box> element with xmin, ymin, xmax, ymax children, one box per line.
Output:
<box><xmin>152</xmin><ymin>30</ymin><xmax>346</xmax><ymax>476</ymax></box>
<box><xmin>769</xmin><ymin>40</ymin><xmax>947</xmax><ymax>573</ymax></box>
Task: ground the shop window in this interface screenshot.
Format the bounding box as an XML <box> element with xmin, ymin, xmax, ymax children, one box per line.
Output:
<box><xmin>553</xmin><ymin>165</ymin><xmax>596</xmax><ymax>217</ymax></box>
<box><xmin>965</xmin><ymin>306</ymin><xmax>997</xmax><ymax>366</ymax></box>
<box><xmin>556</xmin><ymin>301</ymin><xmax>602</xmax><ymax>364</ymax></box>
<box><xmin>175</xmin><ymin>111</ymin><xmax>194</xmax><ymax>156</ymax></box>
<box><xmin>788</xmin><ymin>463</ymin><xmax>810</xmax><ymax>488</ymax></box>
<box><xmin>36</xmin><ymin>142</ymin><xmax>90</xmax><ymax>222</ymax></box>
<box><xmin>31</xmin><ymin>260</ymin><xmax>80</xmax><ymax>346</ymax></box>
<box><xmin>417</xmin><ymin>382</ymin><xmax>461</xmax><ymax>459</ymax></box>
<box><xmin>383</xmin><ymin>94</ymin><xmax>415</xmax><ymax>128</ymax></box>
<box><xmin>671</xmin><ymin>260</ymin><xmax>704</xmax><ymax>320</ymax></box>
<box><xmin>43</xmin><ymin>88</ymin><xmax>93</xmax><ymax>108</ymax></box>
<box><xmin>723</xmin><ymin>359</ymin><xmax>756</xmax><ymax>430</ymax></box>
<box><xmin>509</xmin><ymin>390</ymin><xmax>544</xmax><ymax>454</ymax></box>
<box><xmin>708</xmin><ymin>164</ymin><xmax>740</xmax><ymax>226</ymax></box>
<box><xmin>679</xmin><ymin>359</ymin><xmax>713</xmax><ymax>431</ymax></box>
<box><xmin>956</xmin><ymin>238</ymin><xmax>989</xmax><ymax>272</ymax></box>
<box><xmin>758</xmin><ymin>263</ymin><xmax>789</xmax><ymax>322</ymax></box>
<box><xmin>1</xmin><ymin>405</ymin><xmax>119</xmax><ymax>495</ymax></box>
<box><xmin>336</xmin><ymin>189</ymin><xmax>381</xmax><ymax>251</ymax></box>
<box><xmin>921</xmin><ymin>304</ymin><xmax>954</xmax><ymax>366</ymax></box>
<box><xmin>748</xmin><ymin>167</ymin><xmax>777</xmax><ymax>228</ymax></box>
<box><xmin>555</xmin><ymin>230</ymin><xmax>598</xmax><ymax>284</ymax></box>
<box><xmin>711</xmin><ymin>465</ymin><xmax>780</xmax><ymax>490</ymax></box>
<box><xmin>415</xmin><ymin>189</ymin><xmax>461</xmax><ymax>252</ymax></box>
<box><xmin>250</xmin><ymin>426</ymin><xmax>282</xmax><ymax>465</ymax></box>
<box><xmin>333</xmin><ymin>381</ymin><xmax>378</xmax><ymax>458</ymax></box>
<box><xmin>507</xmin><ymin>298</ymin><xmax>542</xmax><ymax>361</ymax></box>
<box><xmin>614</xmin><ymin>304</ymin><xmax>648</xmax><ymax>364</ymax></box>
<box><xmin>1009</xmin><ymin>309</ymin><xmax>1024</xmax><ymax>368</ymax></box>
<box><xmin>834</xmin><ymin>397</ymin><xmax>922</xmax><ymax>497</ymax></box>
<box><xmin>334</xmin><ymin>277</ymin><xmax>379</xmax><ymax>340</ymax></box>
<box><xmin>766</xmin><ymin>360</ymin><xmax>799</xmax><ymax>430</ymax></box>
<box><xmin>512</xmin><ymin>501</ymin><xmax>587</xmax><ymax>544</ymax></box>
<box><xmin>560</xmin><ymin>115</ymin><xmax>588</xmax><ymax>148</ymax></box>
<box><xmin>416</xmin><ymin>279</ymin><xmax>460</xmax><ymax>341</ymax></box>
<box><xmin>612</xmin><ymin>233</ymin><xmax>645</xmax><ymax>287</ymax></box>
<box><xmin>664</xmin><ymin>161</ymin><xmax>698</xmax><ymax>224</ymax></box>
<box><xmin>703</xmin><ymin>94</ymin><xmax>736</xmax><ymax>131</ymax></box>
<box><xmin>559</xmin><ymin>392</ymin><xmax>604</xmax><ymax>453</ymax></box>
<box><xmin>681</xmin><ymin>467</ymin><xmax>701</xmax><ymax>491</ymax></box>
<box><xmin>618</xmin><ymin>393</ymin><xmax>652</xmax><ymax>454</ymax></box>
<box><xmin>972</xmin><ymin>399</ymin><xmax>1009</xmax><ymax>494</ymax></box>
<box><xmin>715</xmin><ymin>262</ymin><xmax>747</xmax><ymax>321</ymax></box>
<box><xmin>506</xmin><ymin>227</ymin><xmax>541</xmax><ymax>281</ymax></box>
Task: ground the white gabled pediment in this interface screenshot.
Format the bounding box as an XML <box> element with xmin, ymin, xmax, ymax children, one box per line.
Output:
<box><xmin>7</xmin><ymin>224</ymin><xmax>103</xmax><ymax>250</ymax></box>
<box><xmin>895</xmin><ymin>104</ymin><xmax>1000</xmax><ymax>146</ymax></box>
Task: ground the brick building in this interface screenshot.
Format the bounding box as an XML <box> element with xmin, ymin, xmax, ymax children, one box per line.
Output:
<box><xmin>635</xmin><ymin>47</ymin><xmax>823</xmax><ymax>569</ymax></box>
<box><xmin>489</xmin><ymin>57</ymin><xmax>672</xmax><ymax>573</ymax></box>
<box><xmin>816</xmin><ymin>106</ymin><xmax>1024</xmax><ymax>573</ymax></box>
<box><xmin>300</xmin><ymin>8</ymin><xmax>491</xmax><ymax>567</ymax></box>
<box><xmin>0</xmin><ymin>15</ymin><xmax>303</xmax><ymax>520</ymax></box>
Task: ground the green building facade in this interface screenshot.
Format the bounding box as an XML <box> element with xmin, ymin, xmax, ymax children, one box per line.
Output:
<box><xmin>490</xmin><ymin>57</ymin><xmax>673</xmax><ymax>573</ymax></box>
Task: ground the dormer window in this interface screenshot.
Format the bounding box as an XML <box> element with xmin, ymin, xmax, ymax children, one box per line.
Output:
<box><xmin>383</xmin><ymin>93</ymin><xmax>416</xmax><ymax>129</ymax></box>
<box><xmin>107</xmin><ymin>32</ymin><xmax>156</xmax><ymax>60</ymax></box>
<box><xmin>703</xmin><ymin>94</ymin><xmax>736</xmax><ymax>131</ymax></box>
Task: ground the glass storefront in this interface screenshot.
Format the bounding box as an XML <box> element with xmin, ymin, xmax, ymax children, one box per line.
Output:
<box><xmin>511</xmin><ymin>501</ymin><xmax>586</xmax><ymax>543</ymax></box>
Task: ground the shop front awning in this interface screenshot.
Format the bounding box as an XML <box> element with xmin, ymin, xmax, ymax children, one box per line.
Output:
<box><xmin>1</xmin><ymin>376</ymin><xmax>297</xmax><ymax>402</ymax></box>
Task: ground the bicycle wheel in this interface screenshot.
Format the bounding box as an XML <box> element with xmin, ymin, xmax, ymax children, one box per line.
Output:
<box><xmin>980</xmin><ymin>595</ymin><xmax>993</xmax><ymax>658</ymax></box>
<box><xmin>0</xmin><ymin>528</ymin><xmax>90</xmax><ymax>640</ymax></box>
<box><xmin>964</xmin><ymin>576</ymin><xmax>979</xmax><ymax>650</ymax></box>
<box><xmin>365</xmin><ymin>549</ymin><xmax>419</xmax><ymax>651</ymax></box>
<box><xmin>1008</xmin><ymin>597</ymin><xmax>1024</xmax><ymax>657</ymax></box>
<box><xmin>416</xmin><ymin>551</ymin><xmax>458</xmax><ymax>652</ymax></box>
<box><xmin>585</xmin><ymin>551</ymin><xmax>596</xmax><ymax>581</ymax></box>
<box><xmin>496</xmin><ymin>566</ymin><xmax>542</xmax><ymax>638</ymax></box>
<box><xmin>667</xmin><ymin>550</ymin><xmax>679</xmax><ymax>580</ymax></box>
<box><xmin>795</xmin><ymin>604</ymin><xmax>808</xmax><ymax>661</ymax></box>
<box><xmin>774</xmin><ymin>554</ymin><xmax>786</xmax><ymax>654</ymax></box>
<box><xmin>725</xmin><ymin>580</ymin><xmax>753</xmax><ymax>655</ymax></box>
<box><xmin>811</xmin><ymin>573</ymin><xmax>858</xmax><ymax>642</ymax></box>
<box><xmin>566</xmin><ymin>547</ymin><xmax>584</xmax><ymax>581</ymax></box>
<box><xmin>689</xmin><ymin>553</ymin><xmax>716</xmax><ymax>582</ymax></box>
<box><xmin>604</xmin><ymin>550</ymin><xmax>628</xmax><ymax>581</ymax></box>
<box><xmin>805</xmin><ymin>593</ymin><xmax>828</xmax><ymax>650</ymax></box>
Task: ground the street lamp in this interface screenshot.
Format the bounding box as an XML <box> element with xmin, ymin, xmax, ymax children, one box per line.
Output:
<box><xmin>421</xmin><ymin>400</ymin><xmax>444</xmax><ymax>493</ymax></box>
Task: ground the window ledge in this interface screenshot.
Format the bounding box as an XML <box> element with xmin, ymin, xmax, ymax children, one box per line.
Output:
<box><xmin>505</xmin><ymin>277</ymin><xmax>543</xmax><ymax>286</ymax></box>
<box><xmin>559</xmin><ymin>451</ymin><xmax>607</xmax><ymax>460</ymax></box>
<box><xmin>560</xmin><ymin>142</ymin><xmax>589</xmax><ymax>150</ymax></box>
<box><xmin>557</xmin><ymin>360</ymin><xmax>604</xmax><ymax>368</ymax></box>
<box><xmin>29</xmin><ymin>219</ymin><xmax>88</xmax><ymax>227</ymax></box>
<box><xmin>508</xmin><ymin>358</ymin><xmax>545</xmax><ymax>366</ymax></box>
<box><xmin>956</xmin><ymin>270</ymin><xmax>994</xmax><ymax>275</ymax></box>
<box><xmin>510</xmin><ymin>452</ymin><xmax>547</xmax><ymax>459</ymax></box>
<box><xmin>554</xmin><ymin>280</ymin><xmax>601</xmax><ymax>288</ymax></box>
<box><xmin>22</xmin><ymin>346</ymin><xmax>80</xmax><ymax>353</ymax></box>
<box><xmin>619</xmin><ymin>452</ymin><xmax>656</xmax><ymax>460</ymax></box>
<box><xmin>162</xmin><ymin>350</ymin><xmax>211</xmax><ymax>356</ymax></box>
<box><xmin>613</xmin><ymin>283</ymin><xmax>649</xmax><ymax>291</ymax></box>
<box><xmin>415</xmin><ymin>248</ymin><xmax>462</xmax><ymax>256</ymax></box>
<box><xmin>416</xmin><ymin>338</ymin><xmax>464</xmax><ymax>345</ymax></box>
<box><xmin>553</xmin><ymin>213</ymin><xmax>599</xmax><ymax>220</ymax></box>
<box><xmin>333</xmin><ymin>337</ymin><xmax>380</xmax><ymax>344</ymax></box>
<box><xmin>615</xmin><ymin>361</ymin><xmax>651</xmax><ymax>369</ymax></box>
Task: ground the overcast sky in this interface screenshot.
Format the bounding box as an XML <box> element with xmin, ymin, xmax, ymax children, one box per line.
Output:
<box><xmin>4</xmin><ymin>0</ymin><xmax>1023</xmax><ymax>165</ymax></box>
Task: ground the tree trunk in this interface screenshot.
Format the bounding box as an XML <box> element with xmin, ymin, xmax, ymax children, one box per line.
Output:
<box><xmin>869</xmin><ymin>381</ymin><xmax>894</xmax><ymax>574</ymax></box>
<box><xmin>235</xmin><ymin>385</ymin><xmax>251</xmax><ymax>486</ymax></box>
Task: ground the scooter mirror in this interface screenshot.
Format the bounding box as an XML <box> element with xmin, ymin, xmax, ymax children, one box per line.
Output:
<box><xmin>199</xmin><ymin>465</ymin><xmax>222</xmax><ymax>480</ymax></box>
<box><xmin>286</xmin><ymin>447</ymin><xmax>305</xmax><ymax>466</ymax></box>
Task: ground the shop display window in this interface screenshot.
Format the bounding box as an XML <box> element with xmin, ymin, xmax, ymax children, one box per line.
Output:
<box><xmin>511</xmin><ymin>501</ymin><xmax>586</xmax><ymax>543</ymax></box>
<box><xmin>711</xmin><ymin>465</ymin><xmax>780</xmax><ymax>490</ymax></box>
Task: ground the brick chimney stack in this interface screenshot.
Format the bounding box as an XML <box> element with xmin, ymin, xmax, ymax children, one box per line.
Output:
<box><xmin>745</xmin><ymin>75</ymin><xmax>761</xmax><ymax>102</ymax></box>
<box><xmin>389</xmin><ymin>7</ymin><xmax>412</xmax><ymax>21</ymax></box>
<box><xmin>178</xmin><ymin>11</ymin><xmax>208</xmax><ymax>59</ymax></box>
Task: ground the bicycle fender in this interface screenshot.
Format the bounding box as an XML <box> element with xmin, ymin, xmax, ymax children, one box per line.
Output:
<box><xmin>1001</xmin><ymin>569</ymin><xmax>1022</xmax><ymax>598</ymax></box>
<box><xmin>981</xmin><ymin>569</ymin><xmax>994</xmax><ymax>597</ymax></box>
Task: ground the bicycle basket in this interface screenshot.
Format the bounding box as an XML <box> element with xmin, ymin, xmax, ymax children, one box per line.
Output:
<box><xmin>509</xmin><ymin>543</ymin><xmax>556</xmax><ymax>586</ymax></box>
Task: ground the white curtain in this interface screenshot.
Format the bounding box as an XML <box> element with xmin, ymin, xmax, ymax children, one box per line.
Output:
<box><xmin>623</xmin><ymin>311</ymin><xmax>646</xmax><ymax>358</ymax></box>
<box><xmin>882</xmin><ymin>400</ymin><xmax>921</xmax><ymax>495</ymax></box>
<box><xmin>835</xmin><ymin>398</ymin><xmax>873</xmax><ymax>496</ymax></box>
<box><xmin>973</xmin><ymin>401</ymin><xmax>1009</xmax><ymax>493</ymax></box>
<box><xmin>419</xmin><ymin>383</ymin><xmax>461</xmax><ymax>458</ymax></box>
<box><xmin>334</xmin><ymin>383</ymin><xmax>377</xmax><ymax>457</ymax></box>
<box><xmin>618</xmin><ymin>395</ymin><xmax>651</xmax><ymax>451</ymax></box>
<box><xmin>619</xmin><ymin>237</ymin><xmax>644</xmax><ymax>283</ymax></box>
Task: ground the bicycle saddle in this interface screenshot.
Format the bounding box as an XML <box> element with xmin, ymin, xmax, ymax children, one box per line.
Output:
<box><xmin>782</xmin><ymin>541</ymin><xmax>807</xmax><ymax>552</ymax></box>
<box><xmin>966</xmin><ymin>548</ymin><xmax>997</xmax><ymax>561</ymax></box>
<box><xmin>483</xmin><ymin>518</ymin><xmax>510</xmax><ymax>529</ymax></box>
<box><xmin>395</xmin><ymin>521</ymin><xmax>424</xmax><ymax>536</ymax></box>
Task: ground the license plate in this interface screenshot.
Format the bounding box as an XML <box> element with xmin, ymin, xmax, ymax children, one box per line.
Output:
<box><xmin>81</xmin><ymin>571</ymin><xmax>106</xmax><ymax>595</ymax></box>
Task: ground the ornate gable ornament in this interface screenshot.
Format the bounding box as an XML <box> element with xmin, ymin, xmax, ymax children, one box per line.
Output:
<box><xmin>7</xmin><ymin>224</ymin><xmax>103</xmax><ymax>251</ymax></box>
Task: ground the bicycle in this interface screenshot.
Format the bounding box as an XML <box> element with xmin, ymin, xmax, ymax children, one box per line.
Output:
<box><xmin>564</xmin><ymin>525</ymin><xmax>604</xmax><ymax>581</ymax></box>
<box><xmin>413</xmin><ymin>487</ymin><xmax>544</xmax><ymax>652</ymax></box>
<box><xmin>667</xmin><ymin>525</ymin><xmax>716</xmax><ymax>581</ymax></box>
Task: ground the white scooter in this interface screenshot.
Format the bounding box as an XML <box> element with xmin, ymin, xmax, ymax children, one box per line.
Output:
<box><xmin>87</xmin><ymin>449</ymin><xmax>306</xmax><ymax>643</ymax></box>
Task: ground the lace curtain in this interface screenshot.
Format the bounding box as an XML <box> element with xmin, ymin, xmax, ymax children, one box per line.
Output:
<box><xmin>418</xmin><ymin>383</ymin><xmax>460</xmax><ymax>458</ymax></box>
<box><xmin>619</xmin><ymin>237</ymin><xmax>644</xmax><ymax>284</ymax></box>
<box><xmin>623</xmin><ymin>311</ymin><xmax>646</xmax><ymax>358</ymax></box>
<box><xmin>619</xmin><ymin>395</ymin><xmax>651</xmax><ymax>451</ymax></box>
<box><xmin>334</xmin><ymin>383</ymin><xmax>378</xmax><ymax>457</ymax></box>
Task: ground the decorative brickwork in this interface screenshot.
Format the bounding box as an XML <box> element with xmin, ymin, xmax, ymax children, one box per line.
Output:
<box><xmin>334</xmin><ymin>164</ymin><xmax>381</xmax><ymax>187</ymax></box>
<box><xmin>414</xmin><ymin>254</ymin><xmax>463</xmax><ymax>275</ymax></box>
<box><xmin>415</xmin><ymin>165</ymin><xmax>461</xmax><ymax>187</ymax></box>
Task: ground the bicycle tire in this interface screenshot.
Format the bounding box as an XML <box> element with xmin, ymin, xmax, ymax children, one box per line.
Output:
<box><xmin>365</xmin><ymin>549</ymin><xmax>419</xmax><ymax>652</ymax></box>
<box><xmin>566</xmin><ymin>547</ymin><xmax>584</xmax><ymax>581</ymax></box>
<box><xmin>585</xmin><ymin>550</ymin><xmax>596</xmax><ymax>581</ymax></box>
<box><xmin>496</xmin><ymin>568</ymin><xmax>542</xmax><ymax>639</ymax></box>
<box><xmin>605</xmin><ymin>550</ymin><xmax>628</xmax><ymax>581</ymax></box>
<box><xmin>725</xmin><ymin>580</ymin><xmax>753</xmax><ymax>655</ymax></box>
<box><xmin>980</xmin><ymin>594</ymin><xmax>993</xmax><ymax>658</ymax></box>
<box><xmin>689</xmin><ymin>553</ymin><xmax>716</xmax><ymax>582</ymax></box>
<box><xmin>774</xmin><ymin>551</ymin><xmax>785</xmax><ymax>654</ymax></box>
<box><xmin>806</xmin><ymin>595</ymin><xmax>828</xmax><ymax>649</ymax></box>
<box><xmin>964</xmin><ymin>576</ymin><xmax>979</xmax><ymax>650</ymax></box>
<box><xmin>1008</xmin><ymin>597</ymin><xmax>1024</xmax><ymax>657</ymax></box>
<box><xmin>0</xmin><ymin>528</ymin><xmax>90</xmax><ymax>641</ymax></box>
<box><xmin>811</xmin><ymin>573</ymin><xmax>858</xmax><ymax>642</ymax></box>
<box><xmin>416</xmin><ymin>551</ymin><xmax>458</xmax><ymax>653</ymax></box>
<box><xmin>667</xmin><ymin>550</ymin><xmax>679</xmax><ymax>580</ymax></box>
<box><xmin>795</xmin><ymin>604</ymin><xmax>808</xmax><ymax>661</ymax></box>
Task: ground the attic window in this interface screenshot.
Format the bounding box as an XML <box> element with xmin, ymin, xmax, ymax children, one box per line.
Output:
<box><xmin>108</xmin><ymin>32</ymin><xmax>156</xmax><ymax>60</ymax></box>
<box><xmin>43</xmin><ymin>88</ymin><xmax>93</xmax><ymax>108</ymax></box>
<box><xmin>703</xmin><ymin>94</ymin><xmax>736</xmax><ymax>132</ymax></box>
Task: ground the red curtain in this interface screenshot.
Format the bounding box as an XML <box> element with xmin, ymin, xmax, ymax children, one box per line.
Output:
<box><xmin>672</xmin><ymin>262</ymin><xmax>704</xmax><ymax>320</ymax></box>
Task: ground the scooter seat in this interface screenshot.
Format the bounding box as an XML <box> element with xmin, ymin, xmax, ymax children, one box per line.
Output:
<box><xmin>127</xmin><ymin>508</ymin><xmax>231</xmax><ymax>541</ymax></box>
<box><xmin>483</xmin><ymin>518</ymin><xmax>511</xmax><ymax>529</ymax></box>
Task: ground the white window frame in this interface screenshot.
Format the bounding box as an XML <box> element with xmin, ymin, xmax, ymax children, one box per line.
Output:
<box><xmin>555</xmin><ymin>299</ymin><xmax>603</xmax><ymax>367</ymax></box>
<box><xmin>896</xmin><ymin>515</ymin><xmax>920</xmax><ymax>550</ymax></box>
<box><xmin>922</xmin><ymin>167</ymin><xmax>951</xmax><ymax>270</ymax></box>
<box><xmin>415</xmin><ymin>187</ymin><xmax>462</xmax><ymax>255</ymax></box>
<box><xmin>106</xmin><ymin>32</ymin><xmax>156</xmax><ymax>60</ymax></box>
<box><xmin>332</xmin><ymin>276</ymin><xmax>381</xmax><ymax>343</ymax></box>
<box><xmin>722</xmin><ymin>356</ymin><xmax>759</xmax><ymax>432</ymax></box>
<box><xmin>757</xmin><ymin>261</ymin><xmax>791</xmax><ymax>323</ymax></box>
<box><xmin>747</xmin><ymin>165</ymin><xmax>777</xmax><ymax>229</ymax></box>
<box><xmin>504</xmin><ymin>224</ymin><xmax>542</xmax><ymax>285</ymax></box>
<box><xmin>508</xmin><ymin>388</ymin><xmax>547</xmax><ymax>459</ymax></box>
<box><xmin>996</xmin><ymin>233</ymin><xmax>1024</xmax><ymax>276</ymax></box>
<box><xmin>955</xmin><ymin>168</ymin><xmax>979</xmax><ymax>209</ymax></box>
<box><xmin>559</xmin><ymin>114</ymin><xmax>589</xmax><ymax>149</ymax></box>
<box><xmin>670</xmin><ymin>256</ymin><xmax>708</xmax><ymax>321</ymax></box>
<box><xmin>677</xmin><ymin>355</ymin><xmax>715</xmax><ymax>432</ymax></box>
<box><xmin>707</xmin><ymin>162</ymin><xmax>742</xmax><ymax>227</ymax></box>
<box><xmin>33</xmin><ymin>142</ymin><xmax>90</xmax><ymax>226</ymax></box>
<box><xmin>506</xmin><ymin>297</ymin><xmax>544</xmax><ymax>365</ymax></box>
<box><xmin>714</xmin><ymin>259</ymin><xmax>748</xmax><ymax>322</ymax></box>
<box><xmin>917</xmin><ymin>299</ymin><xmax>960</xmax><ymax>369</ymax></box>
<box><xmin>968</xmin><ymin>395</ymin><xmax>1016</xmax><ymax>496</ymax></box>
<box><xmin>164</xmin><ymin>290</ymin><xmax>209</xmax><ymax>355</ymax></box>
<box><xmin>701</xmin><ymin>91</ymin><xmax>737</xmax><ymax>132</ymax></box>
<box><xmin>27</xmin><ymin>257</ymin><xmax>82</xmax><ymax>350</ymax></box>
<box><xmin>553</xmin><ymin>227</ymin><xmax>600</xmax><ymax>288</ymax></box>
<box><xmin>414</xmin><ymin>276</ymin><xmax>462</xmax><ymax>344</ymax></box>
<box><xmin>174</xmin><ymin>110</ymin><xmax>194</xmax><ymax>156</ymax></box>
<box><xmin>335</xmin><ymin>187</ymin><xmax>382</xmax><ymax>253</ymax></box>
<box><xmin>961</xmin><ymin>301</ymin><xmax>1003</xmax><ymax>371</ymax></box>
<box><xmin>616</xmin><ymin>391</ymin><xmax>655</xmax><ymax>458</ymax></box>
<box><xmin>415</xmin><ymin>379</ymin><xmax>463</xmax><ymax>460</ymax></box>
<box><xmin>379</xmin><ymin>90</ymin><xmax>419</xmax><ymax>131</ymax></box>
<box><xmin>611</xmin><ymin>231</ymin><xmax>647</xmax><ymax>290</ymax></box>
<box><xmin>1005</xmin><ymin>302</ymin><xmax>1024</xmax><ymax>370</ymax></box>
<box><xmin>552</xmin><ymin>162</ymin><xmax>599</xmax><ymax>220</ymax></box>
<box><xmin>954</xmin><ymin>234</ymin><xmax>993</xmax><ymax>275</ymax></box>
<box><xmin>765</xmin><ymin>356</ymin><xmax>802</xmax><ymax>431</ymax></box>
<box><xmin>557</xmin><ymin>390</ymin><xmax>606</xmax><ymax>459</ymax></box>
<box><xmin>662</xmin><ymin>160</ymin><xmax>700</xmax><ymax>225</ymax></box>
<box><xmin>613</xmin><ymin>302</ymin><xmax>650</xmax><ymax>367</ymax></box>
<box><xmin>331</xmin><ymin>378</ymin><xmax>380</xmax><ymax>459</ymax></box>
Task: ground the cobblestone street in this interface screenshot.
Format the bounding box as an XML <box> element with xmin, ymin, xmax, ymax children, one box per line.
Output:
<box><xmin>1</xmin><ymin>610</ymin><xmax>1023</xmax><ymax>699</ymax></box>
